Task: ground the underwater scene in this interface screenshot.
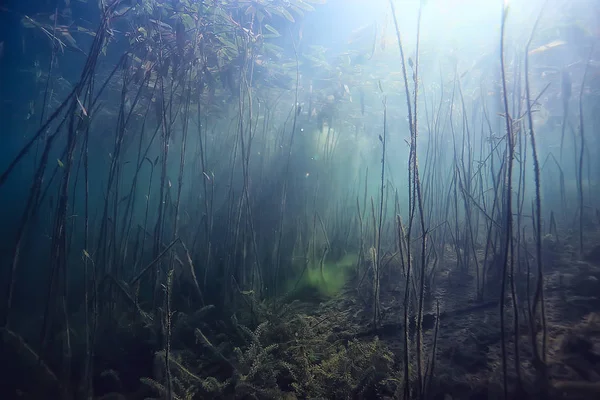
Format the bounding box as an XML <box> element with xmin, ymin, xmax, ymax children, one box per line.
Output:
<box><xmin>0</xmin><ymin>0</ymin><xmax>600</xmax><ymax>398</ymax></box>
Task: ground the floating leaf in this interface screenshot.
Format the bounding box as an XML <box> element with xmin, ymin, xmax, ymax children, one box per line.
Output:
<box><xmin>216</xmin><ymin>36</ymin><xmax>237</xmax><ymax>52</ymax></box>
<box><xmin>528</xmin><ymin>40</ymin><xmax>567</xmax><ymax>55</ymax></box>
<box><xmin>21</xmin><ymin>16</ymin><xmax>36</xmax><ymax>29</ymax></box>
<box><xmin>149</xmin><ymin>19</ymin><xmax>173</xmax><ymax>31</ymax></box>
<box><xmin>57</xmin><ymin>159</ymin><xmax>64</xmax><ymax>168</ymax></box>
<box><xmin>76</xmin><ymin>95</ymin><xmax>88</xmax><ymax>117</ymax></box>
<box><xmin>289</xmin><ymin>5</ymin><xmax>305</xmax><ymax>17</ymax></box>
<box><xmin>113</xmin><ymin>5</ymin><xmax>132</xmax><ymax>17</ymax></box>
<box><xmin>180</xmin><ymin>14</ymin><xmax>195</xmax><ymax>30</ymax></box>
<box><xmin>58</xmin><ymin>29</ymin><xmax>78</xmax><ymax>48</ymax></box>
<box><xmin>264</xmin><ymin>24</ymin><xmax>281</xmax><ymax>37</ymax></box>
<box><xmin>280</xmin><ymin>62</ymin><xmax>298</xmax><ymax>69</ymax></box>
<box><xmin>275</xmin><ymin>6</ymin><xmax>295</xmax><ymax>22</ymax></box>
<box><xmin>263</xmin><ymin>43</ymin><xmax>284</xmax><ymax>57</ymax></box>
<box><xmin>76</xmin><ymin>26</ymin><xmax>96</xmax><ymax>36</ymax></box>
<box><xmin>290</xmin><ymin>0</ymin><xmax>315</xmax><ymax>12</ymax></box>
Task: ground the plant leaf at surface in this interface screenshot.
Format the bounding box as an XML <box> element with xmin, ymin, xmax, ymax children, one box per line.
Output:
<box><xmin>290</xmin><ymin>0</ymin><xmax>315</xmax><ymax>12</ymax></box>
<box><xmin>275</xmin><ymin>6</ymin><xmax>295</xmax><ymax>23</ymax></box>
<box><xmin>528</xmin><ymin>40</ymin><xmax>567</xmax><ymax>55</ymax></box>
<box><xmin>264</xmin><ymin>24</ymin><xmax>281</xmax><ymax>37</ymax></box>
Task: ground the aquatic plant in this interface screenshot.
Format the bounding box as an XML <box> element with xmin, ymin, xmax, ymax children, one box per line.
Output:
<box><xmin>1</xmin><ymin>0</ymin><xmax>599</xmax><ymax>399</ymax></box>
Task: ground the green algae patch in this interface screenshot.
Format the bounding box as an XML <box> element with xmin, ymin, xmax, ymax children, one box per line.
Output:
<box><xmin>291</xmin><ymin>253</ymin><xmax>358</xmax><ymax>298</ymax></box>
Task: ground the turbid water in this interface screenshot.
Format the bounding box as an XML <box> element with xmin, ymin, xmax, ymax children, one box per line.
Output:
<box><xmin>0</xmin><ymin>0</ymin><xmax>600</xmax><ymax>399</ymax></box>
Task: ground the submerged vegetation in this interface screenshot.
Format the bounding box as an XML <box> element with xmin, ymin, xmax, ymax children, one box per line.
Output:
<box><xmin>1</xmin><ymin>0</ymin><xmax>600</xmax><ymax>399</ymax></box>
